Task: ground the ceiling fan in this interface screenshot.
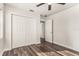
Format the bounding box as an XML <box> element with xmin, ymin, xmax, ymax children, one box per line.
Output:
<box><xmin>36</xmin><ymin>3</ymin><xmax>66</xmax><ymax>11</ymax></box>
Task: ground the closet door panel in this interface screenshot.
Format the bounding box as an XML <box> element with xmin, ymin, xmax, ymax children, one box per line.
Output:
<box><xmin>12</xmin><ymin>15</ymin><xmax>27</xmax><ymax>48</ymax></box>
<box><xmin>12</xmin><ymin>15</ymin><xmax>37</xmax><ymax>48</ymax></box>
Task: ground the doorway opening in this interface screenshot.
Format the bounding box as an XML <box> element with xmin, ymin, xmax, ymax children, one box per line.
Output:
<box><xmin>40</xmin><ymin>21</ymin><xmax>45</xmax><ymax>43</ymax></box>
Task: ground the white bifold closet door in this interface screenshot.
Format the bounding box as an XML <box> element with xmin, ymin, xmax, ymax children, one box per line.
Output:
<box><xmin>12</xmin><ymin>14</ymin><xmax>37</xmax><ymax>48</ymax></box>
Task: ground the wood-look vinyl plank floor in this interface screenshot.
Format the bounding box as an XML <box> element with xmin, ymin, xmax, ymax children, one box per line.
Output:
<box><xmin>45</xmin><ymin>42</ymin><xmax>79</xmax><ymax>56</ymax></box>
<box><xmin>29</xmin><ymin>45</ymin><xmax>46</xmax><ymax>56</ymax></box>
<box><xmin>2</xmin><ymin>42</ymin><xmax>79</xmax><ymax>56</ymax></box>
<box><xmin>34</xmin><ymin>44</ymin><xmax>61</xmax><ymax>56</ymax></box>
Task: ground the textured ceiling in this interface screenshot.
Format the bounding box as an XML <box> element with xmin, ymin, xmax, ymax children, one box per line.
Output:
<box><xmin>6</xmin><ymin>3</ymin><xmax>78</xmax><ymax>16</ymax></box>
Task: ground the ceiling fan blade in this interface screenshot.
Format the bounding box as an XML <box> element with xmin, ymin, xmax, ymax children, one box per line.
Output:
<box><xmin>36</xmin><ymin>3</ymin><xmax>45</xmax><ymax>7</ymax></box>
<box><xmin>48</xmin><ymin>5</ymin><xmax>51</xmax><ymax>10</ymax></box>
<box><xmin>57</xmin><ymin>3</ymin><xmax>66</xmax><ymax>5</ymax></box>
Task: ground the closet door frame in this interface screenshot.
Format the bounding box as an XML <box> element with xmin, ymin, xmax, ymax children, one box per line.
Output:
<box><xmin>11</xmin><ymin>14</ymin><xmax>36</xmax><ymax>49</ymax></box>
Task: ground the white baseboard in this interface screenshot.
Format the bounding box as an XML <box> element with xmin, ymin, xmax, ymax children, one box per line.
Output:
<box><xmin>54</xmin><ymin>42</ymin><xmax>79</xmax><ymax>52</ymax></box>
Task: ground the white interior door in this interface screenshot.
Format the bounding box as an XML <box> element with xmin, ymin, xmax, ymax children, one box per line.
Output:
<box><xmin>12</xmin><ymin>14</ymin><xmax>37</xmax><ymax>48</ymax></box>
<box><xmin>45</xmin><ymin>20</ymin><xmax>53</xmax><ymax>43</ymax></box>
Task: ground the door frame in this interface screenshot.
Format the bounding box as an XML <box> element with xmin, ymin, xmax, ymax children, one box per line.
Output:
<box><xmin>11</xmin><ymin>14</ymin><xmax>37</xmax><ymax>49</ymax></box>
<box><xmin>11</xmin><ymin>14</ymin><xmax>30</xmax><ymax>49</ymax></box>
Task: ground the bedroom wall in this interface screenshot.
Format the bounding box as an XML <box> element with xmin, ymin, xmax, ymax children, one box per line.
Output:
<box><xmin>0</xmin><ymin>4</ymin><xmax>5</xmax><ymax>55</ymax></box>
<box><xmin>46</xmin><ymin>4</ymin><xmax>79</xmax><ymax>51</ymax></box>
<box><xmin>4</xmin><ymin>4</ymin><xmax>40</xmax><ymax>50</ymax></box>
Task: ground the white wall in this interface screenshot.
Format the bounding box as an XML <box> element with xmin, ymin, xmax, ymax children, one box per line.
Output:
<box><xmin>0</xmin><ymin>4</ymin><xmax>5</xmax><ymax>55</ymax></box>
<box><xmin>0</xmin><ymin>10</ymin><xmax>3</xmax><ymax>53</ymax></box>
<box><xmin>4</xmin><ymin>4</ymin><xmax>40</xmax><ymax>50</ymax></box>
<box><xmin>46</xmin><ymin>4</ymin><xmax>79</xmax><ymax>51</ymax></box>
